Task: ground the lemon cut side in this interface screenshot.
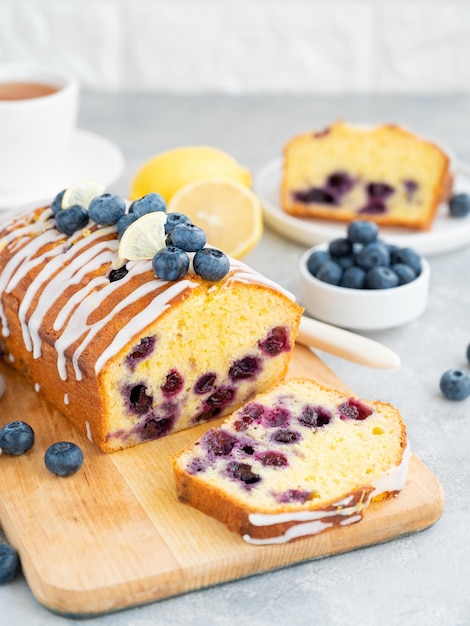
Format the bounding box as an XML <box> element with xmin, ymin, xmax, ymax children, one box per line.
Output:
<box><xmin>167</xmin><ymin>178</ymin><xmax>263</xmax><ymax>259</ymax></box>
<box><xmin>62</xmin><ymin>180</ymin><xmax>106</xmax><ymax>210</ymax></box>
<box><xmin>117</xmin><ymin>212</ymin><xmax>167</xmax><ymax>261</ymax></box>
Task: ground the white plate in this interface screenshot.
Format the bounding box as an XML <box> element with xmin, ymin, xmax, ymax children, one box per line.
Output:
<box><xmin>255</xmin><ymin>158</ymin><xmax>470</xmax><ymax>256</ymax></box>
<box><xmin>0</xmin><ymin>128</ymin><xmax>125</xmax><ymax>210</ymax></box>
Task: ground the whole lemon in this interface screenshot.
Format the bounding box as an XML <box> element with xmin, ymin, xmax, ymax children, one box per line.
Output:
<box><xmin>130</xmin><ymin>146</ymin><xmax>252</xmax><ymax>203</ymax></box>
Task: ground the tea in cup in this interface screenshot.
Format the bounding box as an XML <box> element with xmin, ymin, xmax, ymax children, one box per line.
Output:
<box><xmin>0</xmin><ymin>64</ymin><xmax>79</xmax><ymax>192</ymax></box>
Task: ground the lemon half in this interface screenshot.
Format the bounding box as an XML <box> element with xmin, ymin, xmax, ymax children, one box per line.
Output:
<box><xmin>130</xmin><ymin>146</ymin><xmax>252</xmax><ymax>203</ymax></box>
<box><xmin>167</xmin><ymin>178</ymin><xmax>263</xmax><ymax>259</ymax></box>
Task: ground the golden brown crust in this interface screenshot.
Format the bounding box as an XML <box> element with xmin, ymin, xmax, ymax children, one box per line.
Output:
<box><xmin>173</xmin><ymin>457</ymin><xmax>377</xmax><ymax>541</ymax></box>
<box><xmin>0</xmin><ymin>208</ymin><xmax>190</xmax><ymax>442</ymax></box>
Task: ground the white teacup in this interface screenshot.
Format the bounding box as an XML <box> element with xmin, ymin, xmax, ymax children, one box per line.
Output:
<box><xmin>0</xmin><ymin>64</ymin><xmax>79</xmax><ymax>192</ymax></box>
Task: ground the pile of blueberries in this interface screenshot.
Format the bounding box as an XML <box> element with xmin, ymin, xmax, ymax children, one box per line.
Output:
<box><xmin>440</xmin><ymin>345</ymin><xmax>470</xmax><ymax>401</ymax></box>
<box><xmin>0</xmin><ymin>421</ymin><xmax>83</xmax><ymax>583</ymax></box>
<box><xmin>306</xmin><ymin>220</ymin><xmax>422</xmax><ymax>290</ymax></box>
<box><xmin>51</xmin><ymin>190</ymin><xmax>230</xmax><ymax>283</ymax></box>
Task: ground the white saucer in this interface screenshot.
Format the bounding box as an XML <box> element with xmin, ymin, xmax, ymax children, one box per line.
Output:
<box><xmin>255</xmin><ymin>158</ymin><xmax>470</xmax><ymax>256</ymax></box>
<box><xmin>0</xmin><ymin>129</ymin><xmax>125</xmax><ymax>210</ymax></box>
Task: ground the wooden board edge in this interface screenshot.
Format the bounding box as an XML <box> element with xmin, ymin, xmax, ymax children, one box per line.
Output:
<box><xmin>25</xmin><ymin>454</ymin><xmax>445</xmax><ymax>617</ymax></box>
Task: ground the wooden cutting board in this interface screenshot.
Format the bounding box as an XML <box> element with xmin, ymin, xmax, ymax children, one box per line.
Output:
<box><xmin>0</xmin><ymin>344</ymin><xmax>445</xmax><ymax>617</ymax></box>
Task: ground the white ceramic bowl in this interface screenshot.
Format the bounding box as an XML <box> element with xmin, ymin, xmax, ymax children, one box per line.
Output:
<box><xmin>299</xmin><ymin>244</ymin><xmax>430</xmax><ymax>331</ymax></box>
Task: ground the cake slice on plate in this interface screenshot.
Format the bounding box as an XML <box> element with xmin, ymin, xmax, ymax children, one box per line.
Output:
<box><xmin>281</xmin><ymin>121</ymin><xmax>452</xmax><ymax>230</ymax></box>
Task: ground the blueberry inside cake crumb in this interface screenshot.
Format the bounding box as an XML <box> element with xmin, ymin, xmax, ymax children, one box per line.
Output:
<box><xmin>282</xmin><ymin>121</ymin><xmax>451</xmax><ymax>231</ymax></box>
<box><xmin>0</xmin><ymin>183</ymin><xmax>302</xmax><ymax>453</ymax></box>
<box><xmin>173</xmin><ymin>378</ymin><xmax>409</xmax><ymax>544</ymax></box>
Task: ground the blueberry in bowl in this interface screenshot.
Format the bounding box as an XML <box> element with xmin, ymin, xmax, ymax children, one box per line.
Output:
<box><xmin>439</xmin><ymin>369</ymin><xmax>470</xmax><ymax>401</ymax></box>
<box><xmin>298</xmin><ymin>220</ymin><xmax>430</xmax><ymax>331</ymax></box>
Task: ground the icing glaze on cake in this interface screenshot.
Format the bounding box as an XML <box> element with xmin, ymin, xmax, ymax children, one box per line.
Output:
<box><xmin>244</xmin><ymin>443</ymin><xmax>411</xmax><ymax>545</ymax></box>
<box><xmin>0</xmin><ymin>205</ymin><xmax>302</xmax><ymax>452</ymax></box>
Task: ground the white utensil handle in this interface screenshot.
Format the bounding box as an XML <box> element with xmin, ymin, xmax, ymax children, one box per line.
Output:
<box><xmin>297</xmin><ymin>316</ymin><xmax>401</xmax><ymax>370</ymax></box>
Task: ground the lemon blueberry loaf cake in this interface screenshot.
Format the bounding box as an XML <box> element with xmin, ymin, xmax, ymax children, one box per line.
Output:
<box><xmin>173</xmin><ymin>378</ymin><xmax>410</xmax><ymax>544</ymax></box>
<box><xmin>0</xmin><ymin>189</ymin><xmax>302</xmax><ymax>453</ymax></box>
<box><xmin>281</xmin><ymin>121</ymin><xmax>452</xmax><ymax>230</ymax></box>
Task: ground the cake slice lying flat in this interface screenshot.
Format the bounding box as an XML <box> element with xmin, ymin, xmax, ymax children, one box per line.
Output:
<box><xmin>173</xmin><ymin>378</ymin><xmax>410</xmax><ymax>544</ymax></box>
<box><xmin>281</xmin><ymin>121</ymin><xmax>452</xmax><ymax>230</ymax></box>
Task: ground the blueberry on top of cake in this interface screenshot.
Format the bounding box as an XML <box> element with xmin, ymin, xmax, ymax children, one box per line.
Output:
<box><xmin>0</xmin><ymin>188</ymin><xmax>302</xmax><ymax>452</ymax></box>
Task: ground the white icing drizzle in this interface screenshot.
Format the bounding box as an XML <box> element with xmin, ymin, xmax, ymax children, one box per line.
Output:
<box><xmin>85</xmin><ymin>420</ymin><xmax>94</xmax><ymax>443</ymax></box>
<box><xmin>340</xmin><ymin>514</ymin><xmax>362</xmax><ymax>526</ymax></box>
<box><xmin>0</xmin><ymin>207</ymin><xmax>52</xmax><ymax>248</ymax></box>
<box><xmin>333</xmin><ymin>494</ymin><xmax>355</xmax><ymax>507</ymax></box>
<box><xmin>243</xmin><ymin>443</ymin><xmax>412</xmax><ymax>545</ymax></box>
<box><xmin>53</xmin><ymin>276</ymin><xmax>109</xmax><ymax>332</ymax></box>
<box><xmin>245</xmin><ymin>520</ymin><xmax>334</xmax><ymax>545</ymax></box>
<box><xmin>6</xmin><ymin>242</ymin><xmax>64</xmax><ymax>294</ymax></box>
<box><xmin>94</xmin><ymin>279</ymin><xmax>198</xmax><ymax>375</ymax></box>
<box><xmin>247</xmin><ymin>494</ymin><xmax>370</xmax><ymax>528</ymax></box>
<box><xmin>0</xmin><ymin>223</ymin><xmax>64</xmax><ymax>336</ymax></box>
<box><xmin>18</xmin><ymin>226</ymin><xmax>117</xmax><ymax>355</ymax></box>
<box><xmin>370</xmin><ymin>440</ymin><xmax>411</xmax><ymax>497</ymax></box>
<box><xmin>64</xmin><ymin>393</ymin><xmax>69</xmax><ymax>405</ymax></box>
<box><xmin>0</xmin><ymin>207</ymin><xmax>295</xmax><ymax>384</ymax></box>
<box><xmin>228</xmin><ymin>259</ymin><xmax>296</xmax><ymax>301</ymax></box>
<box><xmin>34</xmin><ymin>382</ymin><xmax>40</xmax><ymax>392</ymax></box>
<box><xmin>0</xmin><ymin>203</ymin><xmax>46</xmax><ymax>235</ymax></box>
<box><xmin>54</xmin><ymin>262</ymin><xmax>154</xmax><ymax>381</ymax></box>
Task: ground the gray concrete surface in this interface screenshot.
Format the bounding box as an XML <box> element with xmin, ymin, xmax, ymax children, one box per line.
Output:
<box><xmin>1</xmin><ymin>93</ymin><xmax>469</xmax><ymax>626</ymax></box>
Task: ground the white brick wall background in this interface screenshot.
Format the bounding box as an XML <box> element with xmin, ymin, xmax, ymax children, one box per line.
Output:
<box><xmin>0</xmin><ymin>0</ymin><xmax>469</xmax><ymax>94</ymax></box>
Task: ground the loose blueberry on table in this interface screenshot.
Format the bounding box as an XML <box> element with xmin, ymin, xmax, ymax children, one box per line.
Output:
<box><xmin>0</xmin><ymin>421</ymin><xmax>35</xmax><ymax>455</ymax></box>
<box><xmin>44</xmin><ymin>442</ymin><xmax>84</xmax><ymax>477</ymax></box>
<box><xmin>0</xmin><ymin>543</ymin><xmax>19</xmax><ymax>585</ymax></box>
<box><xmin>440</xmin><ymin>369</ymin><xmax>470</xmax><ymax>401</ymax></box>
